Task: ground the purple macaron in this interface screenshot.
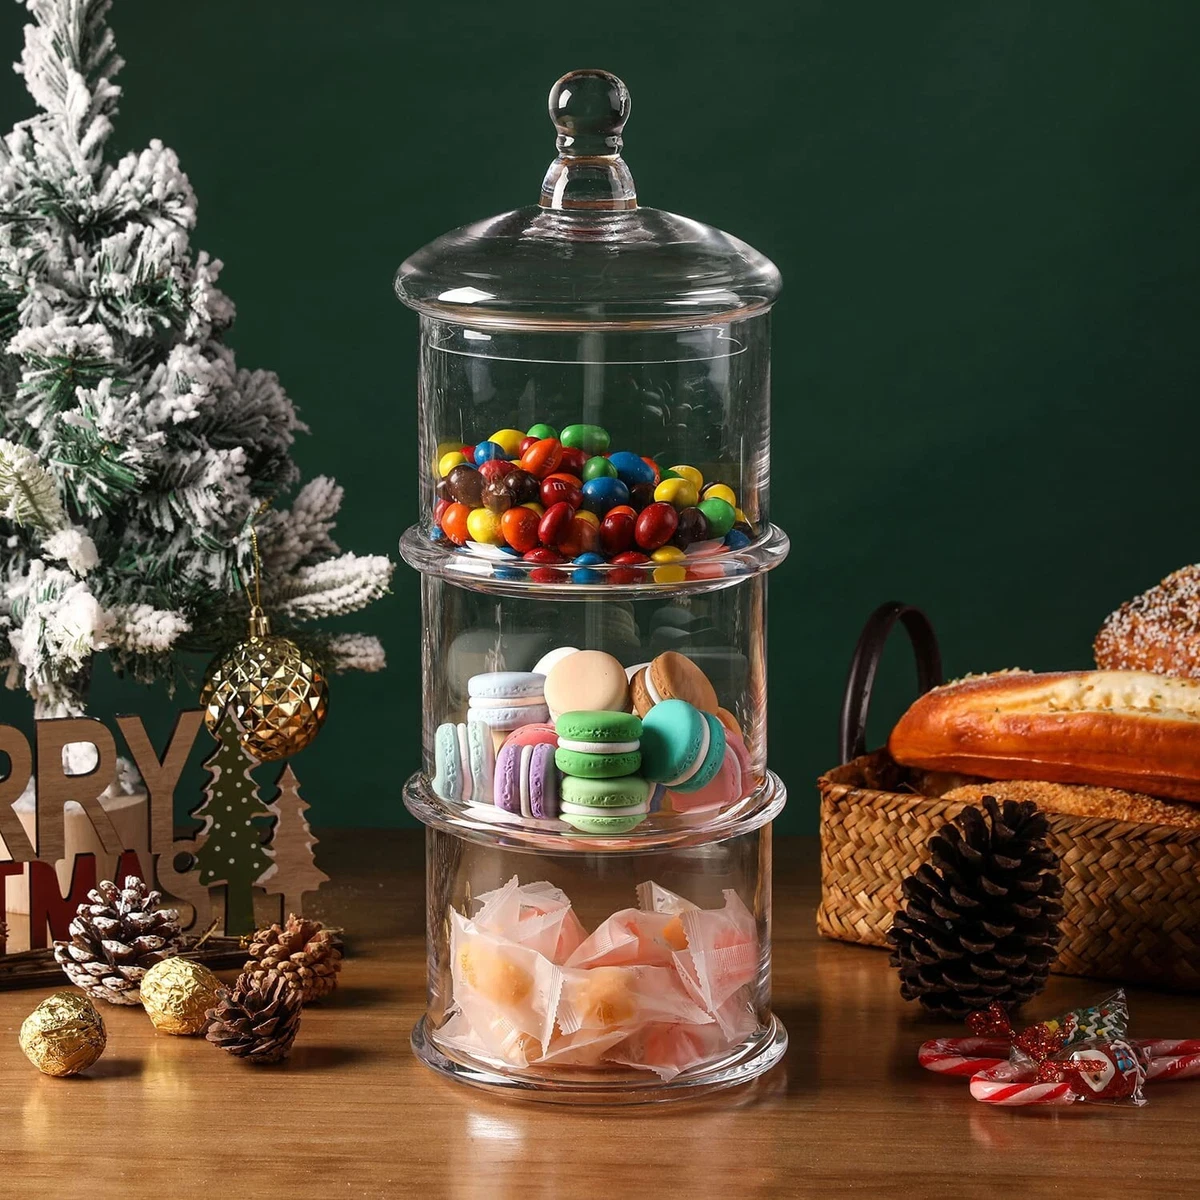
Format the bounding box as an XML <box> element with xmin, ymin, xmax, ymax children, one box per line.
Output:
<box><xmin>494</xmin><ymin>742</ymin><xmax>560</xmax><ymax>819</ymax></box>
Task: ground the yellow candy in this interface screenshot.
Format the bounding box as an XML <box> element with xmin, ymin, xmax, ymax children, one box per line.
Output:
<box><xmin>489</xmin><ymin>428</ymin><xmax>526</xmax><ymax>458</ymax></box>
<box><xmin>521</xmin><ymin>501</ymin><xmax>545</xmax><ymax>515</ymax></box>
<box><xmin>466</xmin><ymin>507</ymin><xmax>504</xmax><ymax>545</ymax></box>
<box><xmin>703</xmin><ymin>483</ymin><xmax>737</xmax><ymax>508</ymax></box>
<box><xmin>654</xmin><ymin>477</ymin><xmax>699</xmax><ymax>509</ymax></box>
<box><xmin>653</xmin><ymin>564</ymin><xmax>688</xmax><ymax>584</ymax></box>
<box><xmin>669</xmin><ymin>464</ymin><xmax>704</xmax><ymax>490</ymax></box>
<box><xmin>438</xmin><ymin>450</ymin><xmax>467</xmax><ymax>477</ymax></box>
<box><xmin>735</xmin><ymin>507</ymin><xmax>750</xmax><ymax>525</ymax></box>
<box><xmin>574</xmin><ymin>509</ymin><xmax>600</xmax><ymax>528</ymax></box>
<box><xmin>651</xmin><ymin>546</ymin><xmax>686</xmax><ymax>564</ymax></box>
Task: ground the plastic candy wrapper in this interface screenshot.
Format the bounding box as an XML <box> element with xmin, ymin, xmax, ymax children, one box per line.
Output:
<box><xmin>441</xmin><ymin>877</ymin><xmax>761</xmax><ymax>1080</ymax></box>
<box><xmin>919</xmin><ymin>989</ymin><xmax>1200</xmax><ymax>1108</ymax></box>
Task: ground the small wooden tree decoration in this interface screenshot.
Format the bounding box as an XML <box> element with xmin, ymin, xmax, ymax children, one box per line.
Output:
<box><xmin>260</xmin><ymin>765</ymin><xmax>329</xmax><ymax>917</ymax></box>
<box><xmin>191</xmin><ymin>715</ymin><xmax>274</xmax><ymax>936</ymax></box>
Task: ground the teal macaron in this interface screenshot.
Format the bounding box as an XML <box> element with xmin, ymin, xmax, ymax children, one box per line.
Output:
<box><xmin>560</xmin><ymin>774</ymin><xmax>651</xmax><ymax>834</ymax></box>
<box><xmin>554</xmin><ymin>710</ymin><xmax>642</xmax><ymax>780</ymax></box>
<box><xmin>639</xmin><ymin>699</ymin><xmax>727</xmax><ymax>792</ymax></box>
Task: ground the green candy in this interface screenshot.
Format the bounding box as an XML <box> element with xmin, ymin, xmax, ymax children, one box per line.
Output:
<box><xmin>526</xmin><ymin>422</ymin><xmax>557</xmax><ymax>441</ymax></box>
<box><xmin>560</xmin><ymin>423</ymin><xmax>610</xmax><ymax>455</ymax></box>
<box><xmin>659</xmin><ymin>468</ymin><xmax>683</xmax><ymax>481</ymax></box>
<box><xmin>697</xmin><ymin>496</ymin><xmax>736</xmax><ymax>538</ymax></box>
<box><xmin>582</xmin><ymin>455</ymin><xmax>618</xmax><ymax>482</ymax></box>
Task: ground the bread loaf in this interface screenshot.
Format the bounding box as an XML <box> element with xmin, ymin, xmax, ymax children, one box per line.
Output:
<box><xmin>888</xmin><ymin>670</ymin><xmax>1200</xmax><ymax>802</ymax></box>
<box><xmin>938</xmin><ymin>780</ymin><xmax>1200</xmax><ymax>830</ymax></box>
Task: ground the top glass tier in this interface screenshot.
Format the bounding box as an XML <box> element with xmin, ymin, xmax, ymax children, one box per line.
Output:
<box><xmin>395</xmin><ymin>69</ymin><xmax>781</xmax><ymax>330</ymax></box>
<box><xmin>396</xmin><ymin>70</ymin><xmax>785</xmax><ymax>596</ymax></box>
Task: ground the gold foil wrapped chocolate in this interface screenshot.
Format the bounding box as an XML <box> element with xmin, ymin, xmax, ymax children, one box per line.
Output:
<box><xmin>19</xmin><ymin>990</ymin><xmax>107</xmax><ymax>1077</ymax></box>
<box><xmin>140</xmin><ymin>957</ymin><xmax>225</xmax><ymax>1035</ymax></box>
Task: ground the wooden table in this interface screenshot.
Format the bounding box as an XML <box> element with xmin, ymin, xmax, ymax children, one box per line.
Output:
<box><xmin>2</xmin><ymin>833</ymin><xmax>1196</xmax><ymax>1199</ymax></box>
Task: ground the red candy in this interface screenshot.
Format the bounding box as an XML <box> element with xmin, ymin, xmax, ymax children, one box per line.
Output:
<box><xmin>519</xmin><ymin>437</ymin><xmax>564</xmax><ymax>479</ymax></box>
<box><xmin>537</xmin><ymin>501</ymin><xmax>574</xmax><ymax>548</ymax></box>
<box><xmin>478</xmin><ymin>458</ymin><xmax>515</xmax><ymax>484</ymax></box>
<box><xmin>558</xmin><ymin>515</ymin><xmax>600</xmax><ymax>558</ymax></box>
<box><xmin>440</xmin><ymin>502</ymin><xmax>471</xmax><ymax>547</ymax></box>
<box><xmin>461</xmin><ymin>445</ymin><xmax>476</xmax><ymax>465</ymax></box>
<box><xmin>500</xmin><ymin>506</ymin><xmax>540</xmax><ymax>553</ymax></box>
<box><xmin>641</xmin><ymin>457</ymin><xmax>662</xmax><ymax>486</ymax></box>
<box><xmin>558</xmin><ymin>447</ymin><xmax>588</xmax><ymax>477</ymax></box>
<box><xmin>634</xmin><ymin>502</ymin><xmax>679</xmax><ymax>551</ymax></box>
<box><xmin>519</xmin><ymin>436</ymin><xmax>538</xmax><ymax>456</ymax></box>
<box><xmin>609</xmin><ymin>549</ymin><xmax>650</xmax><ymax>584</ymax></box>
<box><xmin>433</xmin><ymin>498</ymin><xmax>450</xmax><ymax>525</ymax></box>
<box><xmin>530</xmin><ymin>566</ymin><xmax>568</xmax><ymax>584</ymax></box>
<box><xmin>540</xmin><ymin>472</ymin><xmax>583</xmax><ymax>510</ymax></box>
<box><xmin>523</xmin><ymin>548</ymin><xmax>565</xmax><ymax>565</ymax></box>
<box><xmin>599</xmin><ymin>508</ymin><xmax>636</xmax><ymax>555</ymax></box>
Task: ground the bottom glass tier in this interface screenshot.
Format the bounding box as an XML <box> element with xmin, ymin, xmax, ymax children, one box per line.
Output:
<box><xmin>405</xmin><ymin>769</ymin><xmax>787</xmax><ymax>1103</ymax></box>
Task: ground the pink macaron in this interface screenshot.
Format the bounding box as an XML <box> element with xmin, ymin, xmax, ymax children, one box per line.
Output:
<box><xmin>500</xmin><ymin>723</ymin><xmax>558</xmax><ymax>752</ymax></box>
<box><xmin>665</xmin><ymin>744</ymin><xmax>741</xmax><ymax>814</ymax></box>
<box><xmin>724</xmin><ymin>726</ymin><xmax>755</xmax><ymax>800</ymax></box>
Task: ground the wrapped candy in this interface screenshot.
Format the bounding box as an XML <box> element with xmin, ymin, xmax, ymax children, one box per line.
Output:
<box><xmin>566</xmin><ymin>909</ymin><xmax>688</xmax><ymax>969</ymax></box>
<box><xmin>557</xmin><ymin>964</ymin><xmax>712</xmax><ymax>1035</ymax></box>
<box><xmin>473</xmin><ymin>877</ymin><xmax>588</xmax><ymax>964</ymax></box>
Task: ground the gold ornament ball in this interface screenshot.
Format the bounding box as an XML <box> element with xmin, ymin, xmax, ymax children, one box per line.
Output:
<box><xmin>201</xmin><ymin>629</ymin><xmax>328</xmax><ymax>762</ymax></box>
<box><xmin>19</xmin><ymin>990</ymin><xmax>107</xmax><ymax>1077</ymax></box>
<box><xmin>140</xmin><ymin>957</ymin><xmax>226</xmax><ymax>1035</ymax></box>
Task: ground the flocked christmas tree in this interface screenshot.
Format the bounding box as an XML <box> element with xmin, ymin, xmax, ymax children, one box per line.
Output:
<box><xmin>0</xmin><ymin>0</ymin><xmax>392</xmax><ymax>718</ymax></box>
<box><xmin>260</xmin><ymin>764</ymin><xmax>328</xmax><ymax>917</ymax></box>
<box><xmin>192</xmin><ymin>713</ymin><xmax>272</xmax><ymax>936</ymax></box>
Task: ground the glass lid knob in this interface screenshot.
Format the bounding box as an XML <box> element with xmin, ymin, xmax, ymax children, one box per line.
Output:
<box><xmin>540</xmin><ymin>69</ymin><xmax>637</xmax><ymax>212</ymax></box>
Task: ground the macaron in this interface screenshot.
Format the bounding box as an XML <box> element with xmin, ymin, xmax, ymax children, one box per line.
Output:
<box><xmin>560</xmin><ymin>775</ymin><xmax>651</xmax><ymax>835</ymax></box>
<box><xmin>500</xmin><ymin>723</ymin><xmax>558</xmax><ymax>752</ymax></box>
<box><xmin>629</xmin><ymin>651</ymin><xmax>720</xmax><ymax>717</ymax></box>
<box><xmin>532</xmin><ymin>645</ymin><xmax>580</xmax><ymax>677</ymax></box>
<box><xmin>543</xmin><ymin>650</ymin><xmax>629</xmax><ymax>719</ymax></box>
<box><xmin>467</xmin><ymin>670</ymin><xmax>549</xmax><ymax>730</ymax></box>
<box><xmin>639</xmin><ymin>699</ymin><xmax>728</xmax><ymax>793</ymax></box>
<box><xmin>554</xmin><ymin>711</ymin><xmax>643</xmax><ymax>779</ymax></box>
<box><xmin>432</xmin><ymin>721</ymin><xmax>495</xmax><ymax>804</ymax></box>
<box><xmin>665</xmin><ymin>743</ymin><xmax>741</xmax><ymax>814</ymax></box>
<box><xmin>494</xmin><ymin>741</ymin><xmax>560</xmax><ymax>819</ymax></box>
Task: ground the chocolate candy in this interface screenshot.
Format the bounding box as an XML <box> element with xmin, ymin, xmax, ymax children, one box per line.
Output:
<box><xmin>477</xmin><ymin>458</ymin><xmax>514</xmax><ymax>484</ymax></box>
<box><xmin>446</xmin><ymin>463</ymin><xmax>483</xmax><ymax>507</ymax></box>
<box><xmin>538</xmin><ymin>501</ymin><xmax>575</xmax><ymax>548</ymax></box>
<box><xmin>474</xmin><ymin>440</ymin><xmax>506</xmax><ymax>464</ymax></box>
<box><xmin>582</xmin><ymin>456</ymin><xmax>617</xmax><ymax>481</ymax></box>
<box><xmin>435</xmin><ymin>476</ymin><xmax>454</xmax><ymax>503</ymax></box>
<box><xmin>605</xmin><ymin>451</ymin><xmax>655</xmax><ymax>487</ymax></box>
<box><xmin>560</xmin><ymin>423</ymin><xmax>610</xmax><ymax>455</ymax></box>
<box><xmin>482</xmin><ymin>478</ymin><xmax>514</xmax><ymax>513</ymax></box>
<box><xmin>634</xmin><ymin>502</ymin><xmax>679</xmax><ymax>551</ymax></box>
<box><xmin>697</xmin><ymin>497</ymin><xmax>736</xmax><ymax>538</ymax></box>
<box><xmin>673</xmin><ymin>506</ymin><xmax>710</xmax><ymax>549</ymax></box>
<box><xmin>519</xmin><ymin>437</ymin><xmax>564</xmax><ymax>479</ymax></box>
<box><xmin>628</xmin><ymin>482</ymin><xmax>657</xmax><ymax>511</ymax></box>
<box><xmin>501</xmin><ymin>505</ymin><xmax>540</xmax><ymax>552</ymax></box>
<box><xmin>599</xmin><ymin>507</ymin><xmax>636</xmax><ymax>555</ymax></box>
<box><xmin>580</xmin><ymin>476</ymin><xmax>630</xmax><ymax>515</ymax></box>
<box><xmin>541</xmin><ymin>472</ymin><xmax>583</xmax><ymax>510</ymax></box>
<box><xmin>504</xmin><ymin>468</ymin><xmax>541</xmax><ymax>506</ymax></box>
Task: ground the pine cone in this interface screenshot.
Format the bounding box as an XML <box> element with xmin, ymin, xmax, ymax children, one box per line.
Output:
<box><xmin>888</xmin><ymin>796</ymin><xmax>1064</xmax><ymax>1018</ymax></box>
<box><xmin>206</xmin><ymin>971</ymin><xmax>302</xmax><ymax>1064</ymax></box>
<box><xmin>53</xmin><ymin>877</ymin><xmax>183</xmax><ymax>1006</ymax></box>
<box><xmin>243</xmin><ymin>914</ymin><xmax>342</xmax><ymax>1004</ymax></box>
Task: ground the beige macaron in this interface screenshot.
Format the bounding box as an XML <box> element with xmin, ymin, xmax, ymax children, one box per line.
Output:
<box><xmin>544</xmin><ymin>650</ymin><xmax>630</xmax><ymax>719</ymax></box>
<box><xmin>630</xmin><ymin>651</ymin><xmax>720</xmax><ymax>717</ymax></box>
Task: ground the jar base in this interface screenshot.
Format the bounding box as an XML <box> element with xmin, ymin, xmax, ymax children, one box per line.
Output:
<box><xmin>411</xmin><ymin>1013</ymin><xmax>788</xmax><ymax>1105</ymax></box>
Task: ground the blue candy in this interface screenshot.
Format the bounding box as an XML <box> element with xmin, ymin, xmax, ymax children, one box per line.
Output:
<box><xmin>607</xmin><ymin>451</ymin><xmax>656</xmax><ymax>487</ymax></box>
<box><xmin>572</xmin><ymin>551</ymin><xmax>605</xmax><ymax>584</ymax></box>
<box><xmin>473</xmin><ymin>439</ymin><xmax>507</xmax><ymax>463</ymax></box>
<box><xmin>580</xmin><ymin>476</ymin><xmax>631</xmax><ymax>514</ymax></box>
<box><xmin>724</xmin><ymin>529</ymin><xmax>751</xmax><ymax>550</ymax></box>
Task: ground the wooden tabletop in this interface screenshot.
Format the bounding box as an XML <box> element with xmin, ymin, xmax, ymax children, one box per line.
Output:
<box><xmin>2</xmin><ymin>831</ymin><xmax>1197</xmax><ymax>1199</ymax></box>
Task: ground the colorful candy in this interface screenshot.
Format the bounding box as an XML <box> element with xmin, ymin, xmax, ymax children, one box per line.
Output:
<box><xmin>431</xmin><ymin>421</ymin><xmax>757</xmax><ymax>578</ymax></box>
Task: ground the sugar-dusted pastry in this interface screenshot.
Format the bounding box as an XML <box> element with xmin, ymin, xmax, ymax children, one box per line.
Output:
<box><xmin>1095</xmin><ymin>564</ymin><xmax>1200</xmax><ymax>679</ymax></box>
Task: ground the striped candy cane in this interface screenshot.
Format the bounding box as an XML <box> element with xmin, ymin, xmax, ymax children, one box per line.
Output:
<box><xmin>918</xmin><ymin>1038</ymin><xmax>1009</xmax><ymax>1077</ymax></box>
<box><xmin>968</xmin><ymin>1061</ymin><xmax>1077</xmax><ymax>1106</ymax></box>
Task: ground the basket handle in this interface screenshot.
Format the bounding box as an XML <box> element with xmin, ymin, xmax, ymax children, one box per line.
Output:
<box><xmin>839</xmin><ymin>601</ymin><xmax>943</xmax><ymax>764</ymax></box>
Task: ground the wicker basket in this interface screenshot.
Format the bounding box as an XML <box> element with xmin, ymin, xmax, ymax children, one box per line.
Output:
<box><xmin>816</xmin><ymin>602</ymin><xmax>1200</xmax><ymax>991</ymax></box>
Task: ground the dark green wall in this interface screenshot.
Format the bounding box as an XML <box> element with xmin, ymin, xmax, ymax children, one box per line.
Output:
<box><xmin>0</xmin><ymin>1</ymin><xmax>1197</xmax><ymax>833</ymax></box>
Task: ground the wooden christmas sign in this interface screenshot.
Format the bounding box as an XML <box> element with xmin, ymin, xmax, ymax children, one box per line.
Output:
<box><xmin>0</xmin><ymin>708</ymin><xmax>327</xmax><ymax>950</ymax></box>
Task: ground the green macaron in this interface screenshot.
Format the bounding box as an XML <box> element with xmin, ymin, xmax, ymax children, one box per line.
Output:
<box><xmin>560</xmin><ymin>774</ymin><xmax>650</xmax><ymax>835</ymax></box>
<box><xmin>554</xmin><ymin>711</ymin><xmax>643</xmax><ymax>744</ymax></box>
<box><xmin>554</xmin><ymin>747</ymin><xmax>642</xmax><ymax>778</ymax></box>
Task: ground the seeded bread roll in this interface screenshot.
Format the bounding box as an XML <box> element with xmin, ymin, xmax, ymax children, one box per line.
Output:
<box><xmin>888</xmin><ymin>669</ymin><xmax>1200</xmax><ymax>802</ymax></box>
<box><xmin>939</xmin><ymin>780</ymin><xmax>1200</xmax><ymax>830</ymax></box>
<box><xmin>1095</xmin><ymin>565</ymin><xmax>1200</xmax><ymax>679</ymax></box>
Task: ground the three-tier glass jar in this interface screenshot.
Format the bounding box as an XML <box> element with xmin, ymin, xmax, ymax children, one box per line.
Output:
<box><xmin>397</xmin><ymin>70</ymin><xmax>789</xmax><ymax>1102</ymax></box>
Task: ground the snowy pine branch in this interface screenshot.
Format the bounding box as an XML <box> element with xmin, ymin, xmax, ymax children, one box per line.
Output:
<box><xmin>265</xmin><ymin>552</ymin><xmax>393</xmax><ymax>621</ymax></box>
<box><xmin>259</xmin><ymin>475</ymin><xmax>343</xmax><ymax>576</ymax></box>
<box><xmin>0</xmin><ymin>437</ymin><xmax>64</xmax><ymax>531</ymax></box>
<box><xmin>322</xmin><ymin>632</ymin><xmax>386</xmax><ymax>673</ymax></box>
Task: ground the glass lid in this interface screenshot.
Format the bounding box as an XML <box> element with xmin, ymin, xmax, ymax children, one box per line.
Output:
<box><xmin>395</xmin><ymin>69</ymin><xmax>782</xmax><ymax>331</ymax></box>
